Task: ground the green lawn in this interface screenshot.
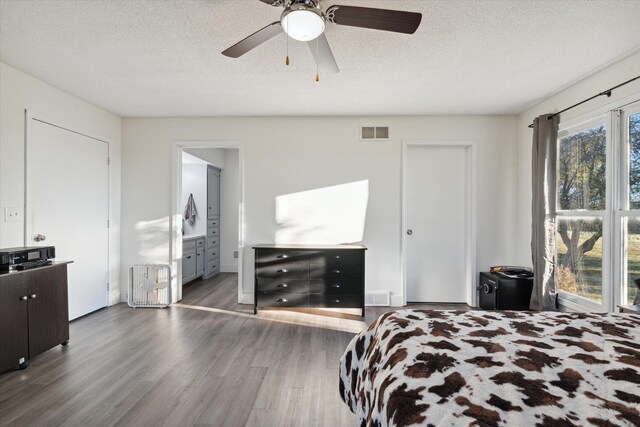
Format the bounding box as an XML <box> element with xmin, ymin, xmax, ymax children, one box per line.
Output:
<box><xmin>557</xmin><ymin>232</ymin><xmax>640</xmax><ymax>304</ymax></box>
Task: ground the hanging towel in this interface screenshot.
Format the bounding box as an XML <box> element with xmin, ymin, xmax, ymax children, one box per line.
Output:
<box><xmin>184</xmin><ymin>193</ymin><xmax>198</xmax><ymax>225</ymax></box>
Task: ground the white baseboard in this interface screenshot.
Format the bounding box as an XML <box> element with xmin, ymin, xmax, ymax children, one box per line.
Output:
<box><xmin>220</xmin><ymin>264</ymin><xmax>238</xmax><ymax>273</ymax></box>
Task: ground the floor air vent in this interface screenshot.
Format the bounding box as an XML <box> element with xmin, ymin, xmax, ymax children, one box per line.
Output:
<box><xmin>365</xmin><ymin>291</ymin><xmax>390</xmax><ymax>306</ymax></box>
<box><xmin>361</xmin><ymin>126</ymin><xmax>389</xmax><ymax>141</ymax></box>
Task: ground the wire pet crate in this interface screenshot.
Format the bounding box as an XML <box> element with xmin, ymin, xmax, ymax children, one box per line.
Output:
<box><xmin>128</xmin><ymin>264</ymin><xmax>172</xmax><ymax>308</ymax></box>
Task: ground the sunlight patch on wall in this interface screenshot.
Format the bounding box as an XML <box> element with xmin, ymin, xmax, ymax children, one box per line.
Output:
<box><xmin>275</xmin><ymin>180</ymin><xmax>369</xmax><ymax>244</ymax></box>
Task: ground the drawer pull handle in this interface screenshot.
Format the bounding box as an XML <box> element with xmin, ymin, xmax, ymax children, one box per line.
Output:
<box><xmin>20</xmin><ymin>296</ymin><xmax>28</xmax><ymax>301</ymax></box>
<box><xmin>330</xmin><ymin>284</ymin><xmax>341</xmax><ymax>288</ymax></box>
<box><xmin>334</xmin><ymin>255</ymin><xmax>341</xmax><ymax>259</ymax></box>
<box><xmin>30</xmin><ymin>294</ymin><xmax>37</xmax><ymax>299</ymax></box>
<box><xmin>332</xmin><ymin>269</ymin><xmax>341</xmax><ymax>274</ymax></box>
<box><xmin>277</xmin><ymin>254</ymin><xmax>289</xmax><ymax>259</ymax></box>
<box><xmin>276</xmin><ymin>298</ymin><xmax>288</xmax><ymax>303</ymax></box>
<box><xmin>276</xmin><ymin>283</ymin><xmax>288</xmax><ymax>288</ymax></box>
<box><xmin>331</xmin><ymin>299</ymin><xmax>340</xmax><ymax>303</ymax></box>
<box><xmin>277</xmin><ymin>269</ymin><xmax>288</xmax><ymax>273</ymax></box>
<box><xmin>187</xmin><ymin>256</ymin><xmax>192</xmax><ymax>259</ymax></box>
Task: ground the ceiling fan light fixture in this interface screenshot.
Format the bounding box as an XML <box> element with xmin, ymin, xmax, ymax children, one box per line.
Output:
<box><xmin>281</xmin><ymin>8</ymin><xmax>325</xmax><ymax>42</ymax></box>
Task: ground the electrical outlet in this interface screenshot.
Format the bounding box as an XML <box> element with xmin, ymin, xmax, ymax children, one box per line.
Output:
<box><xmin>233</xmin><ymin>251</ymin><xmax>238</xmax><ymax>259</ymax></box>
<box><xmin>4</xmin><ymin>207</ymin><xmax>21</xmax><ymax>222</ymax></box>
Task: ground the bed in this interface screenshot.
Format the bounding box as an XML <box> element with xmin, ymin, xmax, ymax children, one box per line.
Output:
<box><xmin>339</xmin><ymin>310</ymin><xmax>640</xmax><ymax>426</ymax></box>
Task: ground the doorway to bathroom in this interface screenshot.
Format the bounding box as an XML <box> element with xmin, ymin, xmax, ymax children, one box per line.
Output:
<box><xmin>171</xmin><ymin>141</ymin><xmax>244</xmax><ymax>304</ymax></box>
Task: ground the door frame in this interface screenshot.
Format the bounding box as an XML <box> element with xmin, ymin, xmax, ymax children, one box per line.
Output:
<box><xmin>24</xmin><ymin>110</ymin><xmax>111</xmax><ymax>308</ymax></box>
<box><xmin>401</xmin><ymin>140</ymin><xmax>477</xmax><ymax>307</ymax></box>
<box><xmin>171</xmin><ymin>140</ymin><xmax>245</xmax><ymax>303</ymax></box>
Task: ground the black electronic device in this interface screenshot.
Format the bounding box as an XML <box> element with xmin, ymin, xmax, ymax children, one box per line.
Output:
<box><xmin>0</xmin><ymin>246</ymin><xmax>56</xmax><ymax>273</ymax></box>
<box><xmin>479</xmin><ymin>271</ymin><xmax>533</xmax><ymax>310</ymax></box>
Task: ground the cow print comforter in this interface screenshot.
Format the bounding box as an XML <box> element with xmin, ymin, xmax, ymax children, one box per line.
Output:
<box><xmin>339</xmin><ymin>310</ymin><xmax>640</xmax><ymax>426</ymax></box>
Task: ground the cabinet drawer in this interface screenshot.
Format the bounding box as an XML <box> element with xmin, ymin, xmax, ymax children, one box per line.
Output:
<box><xmin>207</xmin><ymin>237</ymin><xmax>220</xmax><ymax>249</ymax></box>
<box><xmin>196</xmin><ymin>238</ymin><xmax>205</xmax><ymax>248</ymax></box>
<box><xmin>309</xmin><ymin>263</ymin><xmax>361</xmax><ymax>279</ymax></box>
<box><xmin>183</xmin><ymin>239</ymin><xmax>196</xmax><ymax>251</ymax></box>
<box><xmin>309</xmin><ymin>250</ymin><xmax>361</xmax><ymax>266</ymax></box>
<box><xmin>257</xmin><ymin>292</ymin><xmax>308</xmax><ymax>308</ymax></box>
<box><xmin>308</xmin><ymin>293</ymin><xmax>361</xmax><ymax>308</ymax></box>
<box><xmin>207</xmin><ymin>248</ymin><xmax>220</xmax><ymax>260</ymax></box>
<box><xmin>257</xmin><ymin>278</ymin><xmax>309</xmax><ymax>293</ymax></box>
<box><xmin>208</xmin><ymin>219</ymin><xmax>219</xmax><ymax>228</ymax></box>
<box><xmin>208</xmin><ymin>228</ymin><xmax>220</xmax><ymax>238</ymax></box>
<box><xmin>256</xmin><ymin>262</ymin><xmax>308</xmax><ymax>279</ymax></box>
<box><xmin>309</xmin><ymin>279</ymin><xmax>362</xmax><ymax>294</ymax></box>
<box><xmin>207</xmin><ymin>259</ymin><xmax>219</xmax><ymax>272</ymax></box>
<box><xmin>255</xmin><ymin>249</ymin><xmax>309</xmax><ymax>264</ymax></box>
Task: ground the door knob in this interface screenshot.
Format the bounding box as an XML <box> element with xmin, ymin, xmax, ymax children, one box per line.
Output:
<box><xmin>407</xmin><ymin>229</ymin><xmax>413</xmax><ymax>235</ymax></box>
<box><xmin>33</xmin><ymin>234</ymin><xmax>46</xmax><ymax>242</ymax></box>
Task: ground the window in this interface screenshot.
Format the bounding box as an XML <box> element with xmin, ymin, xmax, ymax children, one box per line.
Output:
<box><xmin>555</xmin><ymin>101</ymin><xmax>640</xmax><ymax>311</ymax></box>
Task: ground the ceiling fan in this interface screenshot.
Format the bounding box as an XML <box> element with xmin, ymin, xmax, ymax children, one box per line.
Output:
<box><xmin>221</xmin><ymin>0</ymin><xmax>422</xmax><ymax>77</ymax></box>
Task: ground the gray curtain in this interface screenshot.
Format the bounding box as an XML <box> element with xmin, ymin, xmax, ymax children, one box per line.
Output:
<box><xmin>530</xmin><ymin>114</ymin><xmax>559</xmax><ymax>311</ymax></box>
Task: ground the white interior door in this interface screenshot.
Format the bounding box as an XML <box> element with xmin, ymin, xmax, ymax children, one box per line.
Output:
<box><xmin>406</xmin><ymin>145</ymin><xmax>469</xmax><ymax>303</ymax></box>
<box><xmin>26</xmin><ymin>117</ymin><xmax>109</xmax><ymax>320</ymax></box>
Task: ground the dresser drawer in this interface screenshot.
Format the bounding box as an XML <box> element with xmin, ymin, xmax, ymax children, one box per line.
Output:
<box><xmin>196</xmin><ymin>238</ymin><xmax>205</xmax><ymax>248</ymax></box>
<box><xmin>256</xmin><ymin>278</ymin><xmax>309</xmax><ymax>293</ymax></box>
<box><xmin>309</xmin><ymin>279</ymin><xmax>362</xmax><ymax>294</ymax></box>
<box><xmin>257</xmin><ymin>292</ymin><xmax>308</xmax><ymax>308</ymax></box>
<box><xmin>255</xmin><ymin>249</ymin><xmax>310</xmax><ymax>264</ymax></box>
<box><xmin>308</xmin><ymin>293</ymin><xmax>361</xmax><ymax>308</ymax></box>
<box><xmin>309</xmin><ymin>263</ymin><xmax>362</xmax><ymax>279</ymax></box>
<box><xmin>208</xmin><ymin>219</ymin><xmax>219</xmax><ymax>228</ymax></box>
<box><xmin>309</xmin><ymin>250</ymin><xmax>361</xmax><ymax>266</ymax></box>
<box><xmin>208</xmin><ymin>228</ymin><xmax>220</xmax><ymax>238</ymax></box>
<box><xmin>256</xmin><ymin>262</ymin><xmax>308</xmax><ymax>278</ymax></box>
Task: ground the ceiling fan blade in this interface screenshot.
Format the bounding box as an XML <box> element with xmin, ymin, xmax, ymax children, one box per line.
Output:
<box><xmin>307</xmin><ymin>33</ymin><xmax>339</xmax><ymax>74</ymax></box>
<box><xmin>257</xmin><ymin>0</ymin><xmax>285</xmax><ymax>6</ymax></box>
<box><xmin>222</xmin><ymin>22</ymin><xmax>283</xmax><ymax>58</ymax></box>
<box><xmin>326</xmin><ymin>5</ymin><xmax>422</xmax><ymax>34</ymax></box>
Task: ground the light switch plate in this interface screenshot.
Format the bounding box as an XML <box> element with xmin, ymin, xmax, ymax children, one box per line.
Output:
<box><xmin>4</xmin><ymin>207</ymin><xmax>21</xmax><ymax>222</ymax></box>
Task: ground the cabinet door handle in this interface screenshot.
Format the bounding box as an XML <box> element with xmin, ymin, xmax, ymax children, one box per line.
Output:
<box><xmin>30</xmin><ymin>294</ymin><xmax>37</xmax><ymax>299</ymax></box>
<box><xmin>276</xmin><ymin>298</ymin><xmax>288</xmax><ymax>303</ymax></box>
<box><xmin>330</xmin><ymin>284</ymin><xmax>341</xmax><ymax>288</ymax></box>
<box><xmin>20</xmin><ymin>296</ymin><xmax>28</xmax><ymax>301</ymax></box>
<box><xmin>332</xmin><ymin>269</ymin><xmax>341</xmax><ymax>274</ymax></box>
<box><xmin>187</xmin><ymin>256</ymin><xmax>192</xmax><ymax>259</ymax></box>
<box><xmin>334</xmin><ymin>255</ymin><xmax>341</xmax><ymax>259</ymax></box>
<box><xmin>277</xmin><ymin>269</ymin><xmax>288</xmax><ymax>273</ymax></box>
<box><xmin>276</xmin><ymin>254</ymin><xmax>289</xmax><ymax>259</ymax></box>
<box><xmin>276</xmin><ymin>283</ymin><xmax>288</xmax><ymax>288</ymax></box>
<box><xmin>331</xmin><ymin>299</ymin><xmax>340</xmax><ymax>303</ymax></box>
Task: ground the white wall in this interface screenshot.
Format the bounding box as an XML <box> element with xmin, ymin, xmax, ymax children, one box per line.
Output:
<box><xmin>181</xmin><ymin>156</ymin><xmax>207</xmax><ymax>237</ymax></box>
<box><xmin>515</xmin><ymin>52</ymin><xmax>640</xmax><ymax>266</ymax></box>
<box><xmin>0</xmin><ymin>62</ymin><xmax>122</xmax><ymax>304</ymax></box>
<box><xmin>122</xmin><ymin>115</ymin><xmax>519</xmax><ymax>305</ymax></box>
<box><xmin>220</xmin><ymin>149</ymin><xmax>239</xmax><ymax>272</ymax></box>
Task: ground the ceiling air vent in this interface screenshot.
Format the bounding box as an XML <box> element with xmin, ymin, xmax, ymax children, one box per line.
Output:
<box><xmin>361</xmin><ymin>126</ymin><xmax>389</xmax><ymax>141</ymax></box>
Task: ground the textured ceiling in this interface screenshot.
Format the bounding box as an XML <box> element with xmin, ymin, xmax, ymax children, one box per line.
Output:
<box><xmin>1</xmin><ymin>0</ymin><xmax>639</xmax><ymax>117</ymax></box>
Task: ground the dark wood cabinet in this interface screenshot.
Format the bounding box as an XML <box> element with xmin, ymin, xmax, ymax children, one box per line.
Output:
<box><xmin>0</xmin><ymin>262</ymin><xmax>70</xmax><ymax>373</ymax></box>
<box><xmin>253</xmin><ymin>245</ymin><xmax>366</xmax><ymax>316</ymax></box>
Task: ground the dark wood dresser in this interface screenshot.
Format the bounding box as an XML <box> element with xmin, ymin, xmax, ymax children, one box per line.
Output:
<box><xmin>0</xmin><ymin>262</ymin><xmax>71</xmax><ymax>373</ymax></box>
<box><xmin>253</xmin><ymin>244</ymin><xmax>366</xmax><ymax>316</ymax></box>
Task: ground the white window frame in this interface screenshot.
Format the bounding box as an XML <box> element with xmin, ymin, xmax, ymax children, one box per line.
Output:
<box><xmin>556</xmin><ymin>99</ymin><xmax>640</xmax><ymax>312</ymax></box>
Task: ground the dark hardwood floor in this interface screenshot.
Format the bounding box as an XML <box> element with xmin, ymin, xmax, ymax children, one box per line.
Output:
<box><xmin>0</xmin><ymin>273</ymin><xmax>469</xmax><ymax>426</ymax></box>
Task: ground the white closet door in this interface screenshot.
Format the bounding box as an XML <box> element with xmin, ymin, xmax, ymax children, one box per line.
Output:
<box><xmin>406</xmin><ymin>145</ymin><xmax>468</xmax><ymax>303</ymax></box>
<box><xmin>26</xmin><ymin>118</ymin><xmax>109</xmax><ymax>320</ymax></box>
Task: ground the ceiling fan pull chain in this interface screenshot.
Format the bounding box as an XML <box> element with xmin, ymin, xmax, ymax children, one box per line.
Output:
<box><xmin>285</xmin><ymin>18</ymin><xmax>290</xmax><ymax>66</ymax></box>
<box><xmin>315</xmin><ymin>36</ymin><xmax>319</xmax><ymax>82</ymax></box>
